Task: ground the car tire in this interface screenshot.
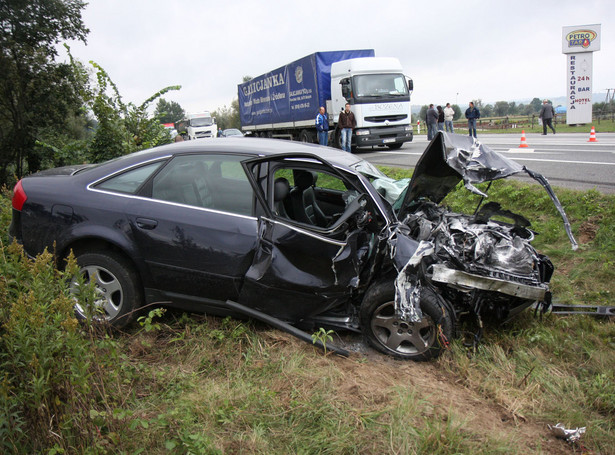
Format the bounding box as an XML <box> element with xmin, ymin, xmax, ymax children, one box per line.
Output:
<box><xmin>299</xmin><ymin>129</ymin><xmax>314</xmax><ymax>143</ymax></box>
<box><xmin>72</xmin><ymin>251</ymin><xmax>143</xmax><ymax>328</ymax></box>
<box><xmin>360</xmin><ymin>281</ymin><xmax>453</xmax><ymax>360</ymax></box>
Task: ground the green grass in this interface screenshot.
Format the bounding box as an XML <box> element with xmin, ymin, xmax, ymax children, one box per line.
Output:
<box><xmin>1</xmin><ymin>177</ymin><xmax>614</xmax><ymax>454</ymax></box>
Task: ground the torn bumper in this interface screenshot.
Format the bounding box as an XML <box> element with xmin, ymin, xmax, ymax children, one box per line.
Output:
<box><xmin>431</xmin><ymin>264</ymin><xmax>547</xmax><ymax>301</ymax></box>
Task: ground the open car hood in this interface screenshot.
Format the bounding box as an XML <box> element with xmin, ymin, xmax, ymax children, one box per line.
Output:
<box><xmin>397</xmin><ymin>132</ymin><xmax>578</xmax><ymax>250</ymax></box>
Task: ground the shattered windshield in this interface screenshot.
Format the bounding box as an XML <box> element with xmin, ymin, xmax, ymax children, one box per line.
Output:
<box><xmin>350</xmin><ymin>159</ymin><xmax>409</xmax><ymax>205</ymax></box>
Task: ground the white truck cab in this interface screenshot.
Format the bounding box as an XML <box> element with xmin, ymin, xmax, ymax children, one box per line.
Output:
<box><xmin>330</xmin><ymin>57</ymin><xmax>413</xmax><ymax>149</ymax></box>
<box><xmin>176</xmin><ymin>112</ymin><xmax>217</xmax><ymax>140</ymax></box>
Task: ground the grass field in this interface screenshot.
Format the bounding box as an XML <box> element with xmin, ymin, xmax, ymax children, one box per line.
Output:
<box><xmin>1</xmin><ymin>174</ymin><xmax>614</xmax><ymax>454</ymax></box>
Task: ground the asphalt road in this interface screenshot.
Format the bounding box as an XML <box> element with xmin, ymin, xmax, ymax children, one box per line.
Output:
<box><xmin>356</xmin><ymin>131</ymin><xmax>615</xmax><ymax>194</ymax></box>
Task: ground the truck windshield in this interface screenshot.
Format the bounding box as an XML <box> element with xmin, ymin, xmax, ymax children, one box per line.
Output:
<box><xmin>354</xmin><ymin>74</ymin><xmax>408</xmax><ymax>98</ymax></box>
<box><xmin>190</xmin><ymin>117</ymin><xmax>213</xmax><ymax>127</ymax></box>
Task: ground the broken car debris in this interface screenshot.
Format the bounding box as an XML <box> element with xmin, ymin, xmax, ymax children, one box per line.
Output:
<box><xmin>549</xmin><ymin>423</ymin><xmax>587</xmax><ymax>444</ymax></box>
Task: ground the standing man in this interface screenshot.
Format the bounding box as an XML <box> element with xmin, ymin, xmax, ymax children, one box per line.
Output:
<box><xmin>426</xmin><ymin>104</ymin><xmax>438</xmax><ymax>141</ymax></box>
<box><xmin>338</xmin><ymin>103</ymin><xmax>356</xmax><ymax>152</ymax></box>
<box><xmin>465</xmin><ymin>101</ymin><xmax>480</xmax><ymax>138</ymax></box>
<box><xmin>444</xmin><ymin>103</ymin><xmax>455</xmax><ymax>133</ymax></box>
<box><xmin>539</xmin><ymin>99</ymin><xmax>556</xmax><ymax>135</ymax></box>
<box><xmin>315</xmin><ymin>106</ymin><xmax>329</xmax><ymax>146</ymax></box>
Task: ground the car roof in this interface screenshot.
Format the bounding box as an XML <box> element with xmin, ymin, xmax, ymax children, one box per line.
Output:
<box><xmin>118</xmin><ymin>138</ymin><xmax>365</xmax><ymax>170</ymax></box>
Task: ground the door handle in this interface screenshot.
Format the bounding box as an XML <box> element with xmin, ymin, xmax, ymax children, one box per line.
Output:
<box><xmin>136</xmin><ymin>218</ymin><xmax>158</xmax><ymax>230</ymax></box>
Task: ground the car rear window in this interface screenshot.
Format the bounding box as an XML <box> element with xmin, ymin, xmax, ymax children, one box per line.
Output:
<box><xmin>95</xmin><ymin>162</ymin><xmax>164</xmax><ymax>194</ymax></box>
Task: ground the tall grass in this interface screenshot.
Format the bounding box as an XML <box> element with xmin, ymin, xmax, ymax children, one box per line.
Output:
<box><xmin>0</xmin><ymin>176</ymin><xmax>614</xmax><ymax>454</ymax></box>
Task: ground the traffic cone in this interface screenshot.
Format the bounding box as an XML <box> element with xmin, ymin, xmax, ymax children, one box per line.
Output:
<box><xmin>519</xmin><ymin>130</ymin><xmax>529</xmax><ymax>148</ymax></box>
<box><xmin>588</xmin><ymin>126</ymin><xmax>598</xmax><ymax>142</ymax></box>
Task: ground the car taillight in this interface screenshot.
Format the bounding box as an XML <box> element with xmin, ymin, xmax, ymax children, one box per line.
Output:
<box><xmin>12</xmin><ymin>180</ymin><xmax>27</xmax><ymax>211</ymax></box>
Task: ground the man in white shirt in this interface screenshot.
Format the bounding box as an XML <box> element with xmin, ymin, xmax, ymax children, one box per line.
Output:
<box><xmin>444</xmin><ymin>103</ymin><xmax>455</xmax><ymax>133</ymax></box>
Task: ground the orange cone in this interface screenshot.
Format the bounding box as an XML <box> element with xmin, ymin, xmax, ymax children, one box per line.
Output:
<box><xmin>588</xmin><ymin>126</ymin><xmax>598</xmax><ymax>142</ymax></box>
<box><xmin>519</xmin><ymin>130</ymin><xmax>529</xmax><ymax>148</ymax></box>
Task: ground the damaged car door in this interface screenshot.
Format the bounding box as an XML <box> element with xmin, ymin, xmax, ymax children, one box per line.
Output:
<box><xmin>238</xmin><ymin>154</ymin><xmax>376</xmax><ymax>322</ymax></box>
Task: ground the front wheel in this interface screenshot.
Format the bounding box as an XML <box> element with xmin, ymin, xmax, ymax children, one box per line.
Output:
<box><xmin>71</xmin><ymin>251</ymin><xmax>143</xmax><ymax>328</ymax></box>
<box><xmin>360</xmin><ymin>281</ymin><xmax>453</xmax><ymax>360</ymax></box>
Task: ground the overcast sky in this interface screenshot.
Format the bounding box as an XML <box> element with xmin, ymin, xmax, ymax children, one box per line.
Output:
<box><xmin>58</xmin><ymin>0</ymin><xmax>613</xmax><ymax>114</ymax></box>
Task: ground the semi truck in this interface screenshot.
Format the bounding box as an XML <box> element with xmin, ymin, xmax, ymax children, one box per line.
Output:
<box><xmin>238</xmin><ymin>50</ymin><xmax>413</xmax><ymax>150</ymax></box>
<box><xmin>175</xmin><ymin>111</ymin><xmax>217</xmax><ymax>140</ymax></box>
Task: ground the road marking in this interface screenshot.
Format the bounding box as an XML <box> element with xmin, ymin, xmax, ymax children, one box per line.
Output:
<box><xmin>508</xmin><ymin>157</ymin><xmax>615</xmax><ymax>166</ymax></box>
<box><xmin>504</xmin><ymin>149</ymin><xmax>534</xmax><ymax>153</ymax></box>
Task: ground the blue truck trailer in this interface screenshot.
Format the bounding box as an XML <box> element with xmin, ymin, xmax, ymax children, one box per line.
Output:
<box><xmin>238</xmin><ymin>50</ymin><xmax>413</xmax><ymax>150</ymax></box>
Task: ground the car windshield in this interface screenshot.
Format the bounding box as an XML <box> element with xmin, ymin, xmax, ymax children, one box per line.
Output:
<box><xmin>224</xmin><ymin>129</ymin><xmax>243</xmax><ymax>136</ymax></box>
<box><xmin>190</xmin><ymin>117</ymin><xmax>213</xmax><ymax>127</ymax></box>
<box><xmin>354</xmin><ymin>74</ymin><xmax>408</xmax><ymax>97</ymax></box>
<box><xmin>349</xmin><ymin>159</ymin><xmax>409</xmax><ymax>205</ymax></box>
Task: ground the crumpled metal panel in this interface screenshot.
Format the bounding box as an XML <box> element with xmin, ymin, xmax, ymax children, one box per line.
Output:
<box><xmin>431</xmin><ymin>264</ymin><xmax>547</xmax><ymax>300</ymax></box>
<box><xmin>393</xmin><ymin>240</ymin><xmax>433</xmax><ymax>322</ymax></box>
<box><xmin>398</xmin><ymin>132</ymin><xmax>578</xmax><ymax>250</ymax></box>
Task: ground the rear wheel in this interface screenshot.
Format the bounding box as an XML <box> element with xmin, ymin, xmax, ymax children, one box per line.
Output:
<box><xmin>71</xmin><ymin>251</ymin><xmax>143</xmax><ymax>328</ymax></box>
<box><xmin>299</xmin><ymin>129</ymin><xmax>314</xmax><ymax>143</ymax></box>
<box><xmin>360</xmin><ymin>281</ymin><xmax>453</xmax><ymax>360</ymax></box>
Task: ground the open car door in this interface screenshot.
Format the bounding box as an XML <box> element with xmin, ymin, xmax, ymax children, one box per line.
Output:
<box><xmin>238</xmin><ymin>153</ymin><xmax>374</xmax><ymax>322</ymax></box>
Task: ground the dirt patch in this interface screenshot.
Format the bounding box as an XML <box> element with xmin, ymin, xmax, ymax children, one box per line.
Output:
<box><xmin>578</xmin><ymin>216</ymin><xmax>601</xmax><ymax>244</ymax></box>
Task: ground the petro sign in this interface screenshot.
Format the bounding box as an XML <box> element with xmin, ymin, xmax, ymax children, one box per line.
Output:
<box><xmin>562</xmin><ymin>24</ymin><xmax>601</xmax><ymax>124</ymax></box>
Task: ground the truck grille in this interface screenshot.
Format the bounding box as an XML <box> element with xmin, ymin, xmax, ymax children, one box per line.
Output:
<box><xmin>364</xmin><ymin>114</ymin><xmax>408</xmax><ymax>123</ymax></box>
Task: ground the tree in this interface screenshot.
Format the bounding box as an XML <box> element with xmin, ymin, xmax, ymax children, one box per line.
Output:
<box><xmin>418</xmin><ymin>105</ymin><xmax>429</xmax><ymax>122</ymax></box>
<box><xmin>530</xmin><ymin>97</ymin><xmax>542</xmax><ymax>113</ymax></box>
<box><xmin>451</xmin><ymin>104</ymin><xmax>462</xmax><ymax>120</ymax></box>
<box><xmin>82</xmin><ymin>61</ymin><xmax>181</xmax><ymax>162</ymax></box>
<box><xmin>213</xmin><ymin>99</ymin><xmax>241</xmax><ymax>131</ymax></box>
<box><xmin>494</xmin><ymin>101</ymin><xmax>510</xmax><ymax>117</ymax></box>
<box><xmin>481</xmin><ymin>104</ymin><xmax>494</xmax><ymax>118</ymax></box>
<box><xmin>154</xmin><ymin>99</ymin><xmax>185</xmax><ymax>124</ymax></box>
<box><xmin>0</xmin><ymin>0</ymin><xmax>89</xmax><ymax>184</ymax></box>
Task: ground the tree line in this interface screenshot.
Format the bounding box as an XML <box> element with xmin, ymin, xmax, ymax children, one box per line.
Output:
<box><xmin>0</xmin><ymin>0</ymin><xmax>189</xmax><ymax>188</ymax></box>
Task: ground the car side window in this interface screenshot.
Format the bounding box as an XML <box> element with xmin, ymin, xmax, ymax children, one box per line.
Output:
<box><xmin>271</xmin><ymin>167</ymin><xmax>350</xmax><ymax>228</ymax></box>
<box><xmin>152</xmin><ymin>154</ymin><xmax>254</xmax><ymax>216</ymax></box>
<box><xmin>95</xmin><ymin>162</ymin><xmax>164</xmax><ymax>194</ymax></box>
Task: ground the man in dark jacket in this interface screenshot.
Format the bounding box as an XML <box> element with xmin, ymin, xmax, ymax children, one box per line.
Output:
<box><xmin>465</xmin><ymin>101</ymin><xmax>480</xmax><ymax>138</ymax></box>
<box><xmin>426</xmin><ymin>104</ymin><xmax>438</xmax><ymax>140</ymax></box>
<box><xmin>315</xmin><ymin>106</ymin><xmax>329</xmax><ymax>146</ymax></box>
<box><xmin>338</xmin><ymin>103</ymin><xmax>356</xmax><ymax>152</ymax></box>
<box><xmin>539</xmin><ymin>99</ymin><xmax>556</xmax><ymax>135</ymax></box>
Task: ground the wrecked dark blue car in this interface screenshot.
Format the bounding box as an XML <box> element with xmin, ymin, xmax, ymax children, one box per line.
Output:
<box><xmin>9</xmin><ymin>133</ymin><xmax>576</xmax><ymax>360</ymax></box>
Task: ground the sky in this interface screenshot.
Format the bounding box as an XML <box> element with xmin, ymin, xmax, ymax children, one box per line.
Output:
<box><xmin>57</xmin><ymin>0</ymin><xmax>614</xmax><ymax>114</ymax></box>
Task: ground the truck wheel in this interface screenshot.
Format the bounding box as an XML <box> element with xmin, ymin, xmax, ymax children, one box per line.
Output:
<box><xmin>299</xmin><ymin>130</ymin><xmax>314</xmax><ymax>143</ymax></box>
<box><xmin>360</xmin><ymin>281</ymin><xmax>453</xmax><ymax>361</ymax></box>
<box><xmin>71</xmin><ymin>251</ymin><xmax>143</xmax><ymax>328</ymax></box>
<box><xmin>387</xmin><ymin>143</ymin><xmax>403</xmax><ymax>150</ymax></box>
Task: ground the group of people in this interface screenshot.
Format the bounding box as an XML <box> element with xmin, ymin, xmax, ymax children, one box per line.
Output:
<box><xmin>426</xmin><ymin>103</ymin><xmax>457</xmax><ymax>140</ymax></box>
<box><xmin>427</xmin><ymin>102</ymin><xmax>481</xmax><ymax>139</ymax></box>
<box><xmin>316</xmin><ymin>98</ymin><xmax>557</xmax><ymax>149</ymax></box>
<box><xmin>315</xmin><ymin>103</ymin><xmax>356</xmax><ymax>152</ymax></box>
<box><xmin>426</xmin><ymin>99</ymin><xmax>556</xmax><ymax>139</ymax></box>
